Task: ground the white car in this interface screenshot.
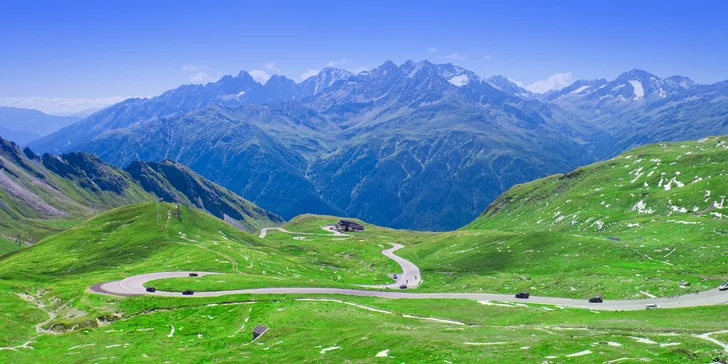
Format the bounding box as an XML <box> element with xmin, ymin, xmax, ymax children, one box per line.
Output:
<box><xmin>719</xmin><ymin>282</ymin><xmax>728</xmax><ymax>291</ymax></box>
<box><xmin>645</xmin><ymin>304</ymin><xmax>659</xmax><ymax>309</ymax></box>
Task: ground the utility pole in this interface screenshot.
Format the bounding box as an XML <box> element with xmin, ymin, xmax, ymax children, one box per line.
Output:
<box><xmin>176</xmin><ymin>202</ymin><xmax>182</xmax><ymax>221</ymax></box>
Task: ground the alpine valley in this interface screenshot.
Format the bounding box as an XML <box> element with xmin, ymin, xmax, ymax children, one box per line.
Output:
<box><xmin>27</xmin><ymin>61</ymin><xmax>728</xmax><ymax>231</ymax></box>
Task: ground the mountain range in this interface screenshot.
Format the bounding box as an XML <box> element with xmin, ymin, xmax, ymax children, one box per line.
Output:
<box><xmin>24</xmin><ymin>60</ymin><xmax>728</xmax><ymax>231</ymax></box>
<box><xmin>0</xmin><ymin>137</ymin><xmax>282</xmax><ymax>242</ymax></box>
<box><xmin>0</xmin><ymin>107</ymin><xmax>82</xmax><ymax>145</ymax></box>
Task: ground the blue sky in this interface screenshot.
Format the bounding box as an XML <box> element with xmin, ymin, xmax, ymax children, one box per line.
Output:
<box><xmin>1</xmin><ymin>0</ymin><xmax>727</xmax><ymax>113</ymax></box>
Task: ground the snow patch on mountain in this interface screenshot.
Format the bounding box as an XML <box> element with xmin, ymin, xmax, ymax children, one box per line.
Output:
<box><xmin>629</xmin><ymin>80</ymin><xmax>644</xmax><ymax>100</ymax></box>
<box><xmin>571</xmin><ymin>85</ymin><xmax>590</xmax><ymax>94</ymax></box>
<box><xmin>449</xmin><ymin>75</ymin><xmax>469</xmax><ymax>87</ymax></box>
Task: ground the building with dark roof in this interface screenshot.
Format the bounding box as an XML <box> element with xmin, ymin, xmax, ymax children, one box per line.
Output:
<box><xmin>337</xmin><ymin>220</ymin><xmax>364</xmax><ymax>232</ymax></box>
<box><xmin>252</xmin><ymin>325</ymin><xmax>268</xmax><ymax>340</ymax></box>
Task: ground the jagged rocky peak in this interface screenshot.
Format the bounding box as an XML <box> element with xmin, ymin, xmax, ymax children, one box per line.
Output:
<box><xmin>615</xmin><ymin>69</ymin><xmax>658</xmax><ymax>82</ymax></box>
<box><xmin>298</xmin><ymin>67</ymin><xmax>353</xmax><ymax>96</ymax></box>
<box><xmin>371</xmin><ymin>60</ymin><xmax>402</xmax><ymax>77</ymax></box>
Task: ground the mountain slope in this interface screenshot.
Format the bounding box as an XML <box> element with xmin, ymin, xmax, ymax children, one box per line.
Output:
<box><xmin>299</xmin><ymin>67</ymin><xmax>353</xmax><ymax>97</ymax></box>
<box><xmin>0</xmin><ymin>137</ymin><xmax>153</xmax><ymax>242</ymax></box>
<box><xmin>30</xmin><ymin>61</ymin><xmax>590</xmax><ymax>230</ymax></box>
<box><xmin>125</xmin><ymin>159</ymin><xmax>283</xmax><ymax>231</ymax></box>
<box><xmin>541</xmin><ymin>69</ymin><xmax>728</xmax><ymax>158</ymax></box>
<box><xmin>0</xmin><ymin>136</ymin><xmax>282</xmax><ymax>242</ymax></box>
<box><xmin>27</xmin><ymin>72</ymin><xmax>314</xmax><ymax>155</ymax></box>
<box><xmin>27</xmin><ymin>61</ymin><xmax>728</xmax><ymax>231</ymax></box>
<box><xmin>304</xmin><ymin>60</ymin><xmax>591</xmax><ymax>229</ymax></box>
<box><xmin>468</xmin><ymin>135</ymin><xmax>727</xmax><ymax>233</ymax></box>
<box><xmin>384</xmin><ymin>136</ymin><xmax>728</xmax><ymax>300</ymax></box>
<box><xmin>55</xmin><ymin>103</ymin><xmax>344</xmax><ymax>220</ymax></box>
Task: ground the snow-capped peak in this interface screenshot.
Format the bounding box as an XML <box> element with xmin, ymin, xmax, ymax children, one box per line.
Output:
<box><xmin>299</xmin><ymin>67</ymin><xmax>353</xmax><ymax>96</ymax></box>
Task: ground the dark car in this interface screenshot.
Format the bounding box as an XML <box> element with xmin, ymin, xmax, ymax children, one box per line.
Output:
<box><xmin>182</xmin><ymin>290</ymin><xmax>194</xmax><ymax>295</ymax></box>
<box><xmin>146</xmin><ymin>287</ymin><xmax>156</xmax><ymax>293</ymax></box>
<box><xmin>515</xmin><ymin>292</ymin><xmax>530</xmax><ymax>299</ymax></box>
<box><xmin>589</xmin><ymin>296</ymin><xmax>603</xmax><ymax>303</ymax></box>
<box><xmin>189</xmin><ymin>273</ymin><xmax>199</xmax><ymax>277</ymax></box>
<box><xmin>399</xmin><ymin>284</ymin><xmax>407</xmax><ymax>289</ymax></box>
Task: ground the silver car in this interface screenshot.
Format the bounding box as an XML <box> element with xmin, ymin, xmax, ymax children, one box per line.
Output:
<box><xmin>719</xmin><ymin>282</ymin><xmax>728</xmax><ymax>291</ymax></box>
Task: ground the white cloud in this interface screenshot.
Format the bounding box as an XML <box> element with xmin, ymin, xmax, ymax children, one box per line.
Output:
<box><xmin>182</xmin><ymin>64</ymin><xmax>217</xmax><ymax>83</ymax></box>
<box><xmin>249</xmin><ymin>69</ymin><xmax>272</xmax><ymax>83</ymax></box>
<box><xmin>181</xmin><ymin>64</ymin><xmax>209</xmax><ymax>72</ymax></box>
<box><xmin>189</xmin><ymin>72</ymin><xmax>215</xmax><ymax>84</ymax></box>
<box><xmin>265</xmin><ymin>62</ymin><xmax>281</xmax><ymax>73</ymax></box>
<box><xmin>444</xmin><ymin>52</ymin><xmax>464</xmax><ymax>60</ymax></box>
<box><xmin>426</xmin><ymin>47</ymin><xmax>438</xmax><ymax>53</ymax></box>
<box><xmin>300</xmin><ymin>69</ymin><xmax>320</xmax><ymax>80</ymax></box>
<box><xmin>526</xmin><ymin>72</ymin><xmax>574</xmax><ymax>93</ymax></box>
<box><xmin>246</xmin><ymin>63</ymin><xmax>283</xmax><ymax>82</ymax></box>
<box><xmin>327</xmin><ymin>58</ymin><xmax>347</xmax><ymax>67</ymax></box>
<box><xmin>0</xmin><ymin>96</ymin><xmax>135</xmax><ymax>114</ymax></box>
<box><xmin>483</xmin><ymin>55</ymin><xmax>493</xmax><ymax>60</ymax></box>
<box><xmin>349</xmin><ymin>66</ymin><xmax>369</xmax><ymax>74</ymax></box>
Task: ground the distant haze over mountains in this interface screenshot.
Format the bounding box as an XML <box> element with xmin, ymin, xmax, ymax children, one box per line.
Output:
<box><xmin>0</xmin><ymin>107</ymin><xmax>81</xmax><ymax>145</ymax></box>
<box><xmin>24</xmin><ymin>60</ymin><xmax>728</xmax><ymax>231</ymax></box>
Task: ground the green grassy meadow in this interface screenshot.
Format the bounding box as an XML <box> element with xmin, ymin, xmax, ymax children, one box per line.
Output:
<box><xmin>2</xmin><ymin>137</ymin><xmax>728</xmax><ymax>362</ymax></box>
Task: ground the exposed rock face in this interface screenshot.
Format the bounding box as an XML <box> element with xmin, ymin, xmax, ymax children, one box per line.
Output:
<box><xmin>125</xmin><ymin>160</ymin><xmax>284</xmax><ymax>231</ymax></box>
<box><xmin>27</xmin><ymin>63</ymin><xmax>728</xmax><ymax>230</ymax></box>
<box><xmin>41</xmin><ymin>153</ymin><xmax>129</xmax><ymax>194</ymax></box>
<box><xmin>0</xmin><ymin>136</ymin><xmax>282</xmax><ymax>241</ymax></box>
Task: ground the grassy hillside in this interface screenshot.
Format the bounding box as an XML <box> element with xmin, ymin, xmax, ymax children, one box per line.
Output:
<box><xmin>0</xmin><ymin>236</ymin><xmax>24</xmax><ymax>255</ymax></box>
<box><xmin>125</xmin><ymin>159</ymin><xmax>283</xmax><ymax>232</ymax></box>
<box><xmin>0</xmin><ymin>137</ymin><xmax>154</xmax><ymax>242</ymax></box>
<box><xmin>0</xmin><ymin>203</ymin><xmax>390</xmax><ymax>299</ymax></box>
<box><xmin>3</xmin><ymin>137</ymin><xmax>728</xmax><ymax>363</ymax></box>
<box><xmin>4</xmin><ymin>294</ymin><xmax>728</xmax><ymax>363</ymax></box>
<box><xmin>467</xmin><ymin>136</ymin><xmax>727</xmax><ymax>233</ymax></box>
<box><xmin>0</xmin><ymin>137</ymin><xmax>281</xmax><ymax>245</ymax></box>
<box><xmin>389</xmin><ymin>137</ymin><xmax>728</xmax><ymax>299</ymax></box>
<box><xmin>2</xmin><ymin>204</ymin><xmax>728</xmax><ymax>363</ymax></box>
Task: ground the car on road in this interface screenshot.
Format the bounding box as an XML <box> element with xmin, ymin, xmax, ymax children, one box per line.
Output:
<box><xmin>589</xmin><ymin>296</ymin><xmax>603</xmax><ymax>303</ymax></box>
<box><xmin>182</xmin><ymin>290</ymin><xmax>194</xmax><ymax>295</ymax></box>
<box><xmin>399</xmin><ymin>284</ymin><xmax>407</xmax><ymax>289</ymax></box>
<box><xmin>719</xmin><ymin>282</ymin><xmax>728</xmax><ymax>291</ymax></box>
<box><xmin>515</xmin><ymin>292</ymin><xmax>530</xmax><ymax>299</ymax></box>
<box><xmin>146</xmin><ymin>287</ymin><xmax>156</xmax><ymax>293</ymax></box>
<box><xmin>646</xmin><ymin>304</ymin><xmax>659</xmax><ymax>309</ymax></box>
<box><xmin>189</xmin><ymin>273</ymin><xmax>199</xmax><ymax>277</ymax></box>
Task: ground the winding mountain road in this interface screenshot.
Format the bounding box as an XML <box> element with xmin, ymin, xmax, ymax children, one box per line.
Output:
<box><xmin>258</xmin><ymin>226</ymin><xmax>350</xmax><ymax>238</ymax></box>
<box><xmin>91</xmin><ymin>226</ymin><xmax>728</xmax><ymax>311</ymax></box>
<box><xmin>358</xmin><ymin>243</ymin><xmax>421</xmax><ymax>289</ymax></box>
<box><xmin>258</xmin><ymin>227</ymin><xmax>293</xmax><ymax>238</ymax></box>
